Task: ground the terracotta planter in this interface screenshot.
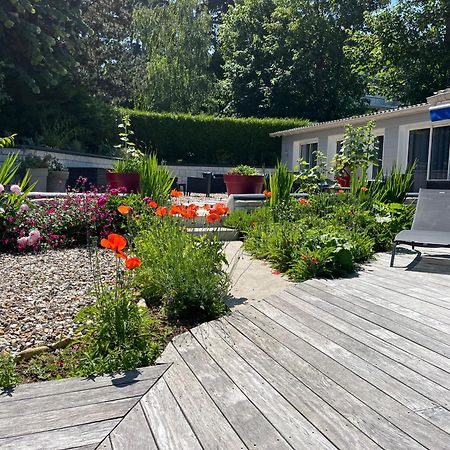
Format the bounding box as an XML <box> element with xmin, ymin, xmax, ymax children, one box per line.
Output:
<box><xmin>224</xmin><ymin>174</ymin><xmax>264</xmax><ymax>195</ymax></box>
<box><xmin>47</xmin><ymin>170</ymin><xmax>69</xmax><ymax>193</ymax></box>
<box><xmin>106</xmin><ymin>172</ymin><xmax>140</xmax><ymax>193</ymax></box>
<box><xmin>29</xmin><ymin>168</ymin><xmax>49</xmax><ymax>192</ymax></box>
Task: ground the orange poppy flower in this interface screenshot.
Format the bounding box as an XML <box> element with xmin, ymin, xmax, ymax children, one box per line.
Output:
<box><xmin>118</xmin><ymin>205</ymin><xmax>132</xmax><ymax>215</ymax></box>
<box><xmin>148</xmin><ymin>200</ymin><xmax>158</xmax><ymax>209</ymax></box>
<box><xmin>298</xmin><ymin>198</ymin><xmax>308</xmax><ymax>205</ymax></box>
<box><xmin>170</xmin><ymin>189</ymin><xmax>183</xmax><ymax>198</ymax></box>
<box><xmin>169</xmin><ymin>204</ymin><xmax>183</xmax><ymax>216</ymax></box>
<box><xmin>361</xmin><ymin>186</ymin><xmax>368</xmax><ymax>192</ymax></box>
<box><xmin>212</xmin><ymin>203</ymin><xmax>230</xmax><ymax>216</ymax></box>
<box><xmin>100</xmin><ymin>234</ymin><xmax>127</xmax><ymax>258</ymax></box>
<box><xmin>203</xmin><ymin>204</ymin><xmax>211</xmax><ymax>211</ymax></box>
<box><xmin>206</xmin><ymin>212</ymin><xmax>221</xmax><ymax>223</ymax></box>
<box><xmin>338</xmin><ymin>189</ymin><xmax>345</xmax><ymax>194</ymax></box>
<box><xmin>263</xmin><ymin>190</ymin><xmax>272</xmax><ymax>198</ymax></box>
<box><xmin>156</xmin><ymin>206</ymin><xmax>167</xmax><ymax>216</ymax></box>
<box><xmin>125</xmin><ymin>257</ymin><xmax>141</xmax><ymax>270</ymax></box>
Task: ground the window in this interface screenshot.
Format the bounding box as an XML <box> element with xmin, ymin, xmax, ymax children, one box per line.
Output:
<box><xmin>372</xmin><ymin>136</ymin><xmax>384</xmax><ymax>178</ymax></box>
<box><xmin>300</xmin><ymin>142</ymin><xmax>318</xmax><ymax>166</ymax></box>
<box><xmin>408</xmin><ymin>128</ymin><xmax>430</xmax><ymax>191</ymax></box>
<box><xmin>429</xmin><ymin>126</ymin><xmax>450</xmax><ymax>179</ymax></box>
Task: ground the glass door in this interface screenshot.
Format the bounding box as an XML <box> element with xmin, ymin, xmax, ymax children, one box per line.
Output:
<box><xmin>408</xmin><ymin>128</ymin><xmax>430</xmax><ymax>191</ymax></box>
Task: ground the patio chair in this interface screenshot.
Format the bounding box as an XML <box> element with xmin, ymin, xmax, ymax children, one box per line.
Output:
<box><xmin>390</xmin><ymin>189</ymin><xmax>450</xmax><ymax>266</ymax></box>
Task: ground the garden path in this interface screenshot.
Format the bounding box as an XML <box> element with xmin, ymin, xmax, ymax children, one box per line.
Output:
<box><xmin>4</xmin><ymin>248</ymin><xmax>450</xmax><ymax>449</ymax></box>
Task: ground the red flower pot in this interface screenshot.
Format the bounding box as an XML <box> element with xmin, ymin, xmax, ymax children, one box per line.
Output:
<box><xmin>224</xmin><ymin>174</ymin><xmax>265</xmax><ymax>195</ymax></box>
<box><xmin>106</xmin><ymin>172</ymin><xmax>140</xmax><ymax>193</ymax></box>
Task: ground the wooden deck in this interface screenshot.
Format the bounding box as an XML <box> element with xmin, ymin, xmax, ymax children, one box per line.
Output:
<box><xmin>4</xmin><ymin>249</ymin><xmax>450</xmax><ymax>449</ymax></box>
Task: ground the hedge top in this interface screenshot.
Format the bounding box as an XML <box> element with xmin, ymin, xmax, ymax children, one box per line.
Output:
<box><xmin>117</xmin><ymin>108</ymin><xmax>310</xmax><ymax>166</ymax></box>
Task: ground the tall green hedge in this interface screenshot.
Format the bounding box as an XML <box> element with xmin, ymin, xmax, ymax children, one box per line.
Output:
<box><xmin>117</xmin><ymin>108</ymin><xmax>309</xmax><ymax>166</ymax></box>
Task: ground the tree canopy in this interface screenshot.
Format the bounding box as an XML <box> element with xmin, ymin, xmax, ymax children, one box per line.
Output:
<box><xmin>345</xmin><ymin>0</ymin><xmax>450</xmax><ymax>104</ymax></box>
<box><xmin>133</xmin><ymin>0</ymin><xmax>216</xmax><ymax>113</ymax></box>
<box><xmin>219</xmin><ymin>0</ymin><xmax>386</xmax><ymax>121</ymax></box>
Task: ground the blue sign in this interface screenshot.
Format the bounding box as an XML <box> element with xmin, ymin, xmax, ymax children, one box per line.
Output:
<box><xmin>430</xmin><ymin>105</ymin><xmax>450</xmax><ymax>122</ymax></box>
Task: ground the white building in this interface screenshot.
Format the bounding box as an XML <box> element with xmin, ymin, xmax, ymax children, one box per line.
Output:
<box><xmin>271</xmin><ymin>89</ymin><xmax>450</xmax><ymax>191</ymax></box>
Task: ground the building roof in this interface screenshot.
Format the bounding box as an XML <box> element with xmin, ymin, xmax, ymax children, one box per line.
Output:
<box><xmin>270</xmin><ymin>102</ymin><xmax>429</xmax><ymax>137</ymax></box>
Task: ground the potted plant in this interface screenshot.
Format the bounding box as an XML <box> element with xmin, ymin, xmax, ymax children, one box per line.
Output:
<box><xmin>21</xmin><ymin>153</ymin><xmax>51</xmax><ymax>192</ymax></box>
<box><xmin>47</xmin><ymin>156</ymin><xmax>69</xmax><ymax>192</ymax></box>
<box><xmin>224</xmin><ymin>165</ymin><xmax>265</xmax><ymax>195</ymax></box>
<box><xmin>106</xmin><ymin>115</ymin><xmax>142</xmax><ymax>193</ymax></box>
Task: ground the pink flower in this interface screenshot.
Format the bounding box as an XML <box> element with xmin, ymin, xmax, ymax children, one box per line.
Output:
<box><xmin>0</xmin><ymin>184</ymin><xmax>4</xmax><ymax>193</ymax></box>
<box><xmin>20</xmin><ymin>203</ymin><xmax>29</xmax><ymax>212</ymax></box>
<box><xmin>28</xmin><ymin>229</ymin><xmax>41</xmax><ymax>245</ymax></box>
<box><xmin>10</xmin><ymin>184</ymin><xmax>21</xmax><ymax>195</ymax></box>
<box><xmin>17</xmin><ymin>237</ymin><xmax>28</xmax><ymax>249</ymax></box>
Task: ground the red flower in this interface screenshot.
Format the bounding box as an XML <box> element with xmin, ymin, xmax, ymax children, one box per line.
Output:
<box><xmin>337</xmin><ymin>189</ymin><xmax>345</xmax><ymax>194</ymax></box>
<box><xmin>156</xmin><ymin>206</ymin><xmax>168</xmax><ymax>216</ymax></box>
<box><xmin>125</xmin><ymin>257</ymin><xmax>141</xmax><ymax>270</ymax></box>
<box><xmin>298</xmin><ymin>198</ymin><xmax>309</xmax><ymax>205</ymax></box>
<box><xmin>361</xmin><ymin>186</ymin><xmax>368</xmax><ymax>192</ymax></box>
<box><xmin>203</xmin><ymin>204</ymin><xmax>211</xmax><ymax>211</ymax></box>
<box><xmin>210</xmin><ymin>203</ymin><xmax>229</xmax><ymax>216</ymax></box>
<box><xmin>272</xmin><ymin>270</ymin><xmax>281</xmax><ymax>275</ymax></box>
<box><xmin>206</xmin><ymin>212</ymin><xmax>221</xmax><ymax>223</ymax></box>
<box><xmin>117</xmin><ymin>205</ymin><xmax>132</xmax><ymax>215</ymax></box>
<box><xmin>100</xmin><ymin>233</ymin><xmax>127</xmax><ymax>258</ymax></box>
<box><xmin>263</xmin><ymin>190</ymin><xmax>272</xmax><ymax>198</ymax></box>
<box><xmin>170</xmin><ymin>189</ymin><xmax>183</xmax><ymax>198</ymax></box>
<box><xmin>169</xmin><ymin>204</ymin><xmax>183</xmax><ymax>216</ymax></box>
<box><xmin>147</xmin><ymin>201</ymin><xmax>158</xmax><ymax>209</ymax></box>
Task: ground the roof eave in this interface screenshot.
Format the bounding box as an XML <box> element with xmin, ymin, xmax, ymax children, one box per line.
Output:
<box><xmin>269</xmin><ymin>103</ymin><xmax>430</xmax><ymax>138</ymax></box>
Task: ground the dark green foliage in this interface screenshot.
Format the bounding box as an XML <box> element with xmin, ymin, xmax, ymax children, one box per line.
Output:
<box><xmin>219</xmin><ymin>0</ymin><xmax>384</xmax><ymax>120</ymax></box>
<box><xmin>118</xmin><ymin>108</ymin><xmax>308</xmax><ymax>165</ymax></box>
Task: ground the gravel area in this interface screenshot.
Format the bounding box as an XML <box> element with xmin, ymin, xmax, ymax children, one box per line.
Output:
<box><xmin>0</xmin><ymin>248</ymin><xmax>116</xmax><ymax>354</ymax></box>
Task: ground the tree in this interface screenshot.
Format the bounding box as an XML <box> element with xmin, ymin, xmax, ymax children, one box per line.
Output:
<box><xmin>77</xmin><ymin>0</ymin><xmax>146</xmax><ymax>106</ymax></box>
<box><xmin>0</xmin><ymin>0</ymin><xmax>88</xmax><ymax>97</ymax></box>
<box><xmin>219</xmin><ymin>0</ymin><xmax>386</xmax><ymax>121</ymax></box>
<box><xmin>133</xmin><ymin>0</ymin><xmax>216</xmax><ymax>113</ymax></box>
<box><xmin>345</xmin><ymin>0</ymin><xmax>450</xmax><ymax>104</ymax></box>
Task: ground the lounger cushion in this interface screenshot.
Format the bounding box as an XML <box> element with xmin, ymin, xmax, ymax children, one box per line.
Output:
<box><xmin>395</xmin><ymin>229</ymin><xmax>450</xmax><ymax>246</ymax></box>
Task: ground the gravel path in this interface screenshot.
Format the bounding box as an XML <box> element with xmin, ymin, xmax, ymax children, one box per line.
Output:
<box><xmin>0</xmin><ymin>248</ymin><xmax>116</xmax><ymax>354</ymax></box>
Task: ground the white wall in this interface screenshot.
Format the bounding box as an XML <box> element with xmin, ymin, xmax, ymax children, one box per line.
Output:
<box><xmin>280</xmin><ymin>109</ymin><xmax>432</xmax><ymax>174</ymax></box>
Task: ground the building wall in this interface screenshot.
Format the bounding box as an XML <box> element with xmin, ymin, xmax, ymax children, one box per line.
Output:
<box><xmin>280</xmin><ymin>110</ymin><xmax>431</xmax><ymax>174</ymax></box>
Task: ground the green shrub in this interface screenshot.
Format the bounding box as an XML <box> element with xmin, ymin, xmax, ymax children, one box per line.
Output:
<box><xmin>228</xmin><ymin>165</ymin><xmax>259</xmax><ymax>175</ymax></box>
<box><xmin>269</xmin><ymin>162</ymin><xmax>295</xmax><ymax>208</ymax></box>
<box><xmin>116</xmin><ymin>108</ymin><xmax>308</xmax><ymax>165</ymax></box>
<box><xmin>0</xmin><ymin>353</ymin><xmax>19</xmax><ymax>389</ymax></box>
<box><xmin>139</xmin><ymin>154</ymin><xmax>174</xmax><ymax>205</ymax></box>
<box><xmin>74</xmin><ymin>287</ymin><xmax>162</xmax><ymax>375</ymax></box>
<box><xmin>134</xmin><ymin>219</ymin><xmax>230</xmax><ymax>321</ymax></box>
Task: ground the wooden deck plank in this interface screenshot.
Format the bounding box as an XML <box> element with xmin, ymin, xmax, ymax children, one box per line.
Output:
<box><xmin>0</xmin><ymin>397</ymin><xmax>138</xmax><ymax>439</ymax></box>
<box><xmin>107</xmin><ymin>403</ymin><xmax>158</xmax><ymax>450</ymax></box>
<box><xmin>262</xmin><ymin>295</ymin><xmax>437</xmax><ymax>412</ymax></box>
<box><xmin>306</xmin><ymin>278</ymin><xmax>450</xmax><ymax>338</ymax></box>
<box><xmin>158</xmin><ymin>342</ymin><xmax>246</xmax><ymax>450</ymax></box>
<box><xmin>326</xmin><ymin>277</ymin><xmax>450</xmax><ymax>326</ymax></box>
<box><xmin>229</xmin><ymin>312</ymin><xmax>425</xmax><ymax>450</ymax></box>
<box><xmin>280</xmin><ymin>285</ymin><xmax>450</xmax><ymax>393</ymax></box>
<box><xmin>0</xmin><ymin>364</ymin><xmax>169</xmax><ymax>404</ymax></box>
<box><xmin>171</xmin><ymin>331</ymin><xmax>293</xmax><ymax>450</ymax></box>
<box><xmin>0</xmin><ymin>419</ymin><xmax>120</xmax><ymax>450</ymax></box>
<box><xmin>270</xmin><ymin>291</ymin><xmax>450</xmax><ymax>433</ymax></box>
<box><xmin>191</xmin><ymin>322</ymin><xmax>338</xmax><ymax>450</ymax></box>
<box><xmin>0</xmin><ymin>377</ymin><xmax>159</xmax><ymax>420</ymax></box>
<box><xmin>211</xmin><ymin>317</ymin><xmax>382</xmax><ymax>450</ymax></box>
<box><xmin>250</xmin><ymin>299</ymin><xmax>450</xmax><ymax>450</ymax></box>
<box><xmin>287</xmin><ymin>283</ymin><xmax>450</xmax><ymax>362</ymax></box>
<box><xmin>140</xmin><ymin>377</ymin><xmax>203</xmax><ymax>450</ymax></box>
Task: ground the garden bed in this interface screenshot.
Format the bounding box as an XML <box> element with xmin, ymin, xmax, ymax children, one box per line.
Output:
<box><xmin>0</xmin><ymin>248</ymin><xmax>116</xmax><ymax>354</ymax></box>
